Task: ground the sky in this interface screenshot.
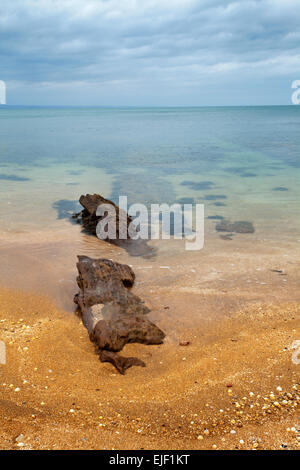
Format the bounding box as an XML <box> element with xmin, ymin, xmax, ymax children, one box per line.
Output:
<box><xmin>1</xmin><ymin>0</ymin><xmax>300</xmax><ymax>106</ymax></box>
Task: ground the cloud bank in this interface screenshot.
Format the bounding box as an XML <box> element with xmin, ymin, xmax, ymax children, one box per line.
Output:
<box><xmin>1</xmin><ymin>0</ymin><xmax>300</xmax><ymax>105</ymax></box>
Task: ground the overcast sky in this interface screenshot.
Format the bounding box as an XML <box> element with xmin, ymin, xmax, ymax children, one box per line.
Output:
<box><xmin>1</xmin><ymin>0</ymin><xmax>300</xmax><ymax>106</ymax></box>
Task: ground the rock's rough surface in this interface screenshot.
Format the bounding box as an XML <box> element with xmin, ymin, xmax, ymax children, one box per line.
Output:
<box><xmin>216</xmin><ymin>220</ymin><xmax>255</xmax><ymax>234</ymax></box>
<box><xmin>74</xmin><ymin>193</ymin><xmax>132</xmax><ymax>238</ymax></box>
<box><xmin>73</xmin><ymin>193</ymin><xmax>156</xmax><ymax>258</ymax></box>
<box><xmin>74</xmin><ymin>255</ymin><xmax>165</xmax><ymax>374</ymax></box>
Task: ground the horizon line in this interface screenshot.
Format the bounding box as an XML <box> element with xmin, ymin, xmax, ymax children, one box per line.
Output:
<box><xmin>0</xmin><ymin>104</ymin><xmax>298</xmax><ymax>109</ymax></box>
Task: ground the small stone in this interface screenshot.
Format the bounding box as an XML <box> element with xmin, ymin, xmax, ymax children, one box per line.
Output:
<box><xmin>197</xmin><ymin>435</ymin><xmax>203</xmax><ymax>440</ymax></box>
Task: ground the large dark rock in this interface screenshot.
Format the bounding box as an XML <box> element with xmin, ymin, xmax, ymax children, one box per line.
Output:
<box><xmin>74</xmin><ymin>256</ymin><xmax>165</xmax><ymax>374</ymax></box>
<box><xmin>73</xmin><ymin>193</ymin><xmax>156</xmax><ymax>258</ymax></box>
<box><xmin>74</xmin><ymin>194</ymin><xmax>132</xmax><ymax>237</ymax></box>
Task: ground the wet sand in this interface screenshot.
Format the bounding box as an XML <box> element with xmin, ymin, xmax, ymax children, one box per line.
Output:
<box><xmin>0</xmin><ymin>223</ymin><xmax>299</xmax><ymax>450</ymax></box>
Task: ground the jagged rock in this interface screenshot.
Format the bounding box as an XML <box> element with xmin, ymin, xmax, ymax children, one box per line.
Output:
<box><xmin>216</xmin><ymin>220</ymin><xmax>255</xmax><ymax>234</ymax></box>
<box><xmin>73</xmin><ymin>193</ymin><xmax>156</xmax><ymax>258</ymax></box>
<box><xmin>74</xmin><ymin>255</ymin><xmax>165</xmax><ymax>374</ymax></box>
<box><xmin>74</xmin><ymin>193</ymin><xmax>132</xmax><ymax>237</ymax></box>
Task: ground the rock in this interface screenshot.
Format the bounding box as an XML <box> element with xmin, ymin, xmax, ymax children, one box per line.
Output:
<box><xmin>179</xmin><ymin>341</ymin><xmax>190</xmax><ymax>346</ymax></box>
<box><xmin>74</xmin><ymin>194</ymin><xmax>131</xmax><ymax>236</ymax></box>
<box><xmin>216</xmin><ymin>220</ymin><xmax>255</xmax><ymax>234</ymax></box>
<box><xmin>73</xmin><ymin>193</ymin><xmax>156</xmax><ymax>258</ymax></box>
<box><xmin>74</xmin><ymin>256</ymin><xmax>165</xmax><ymax>374</ymax></box>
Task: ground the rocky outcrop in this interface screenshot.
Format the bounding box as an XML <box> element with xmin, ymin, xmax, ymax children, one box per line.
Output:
<box><xmin>73</xmin><ymin>194</ymin><xmax>132</xmax><ymax>238</ymax></box>
<box><xmin>74</xmin><ymin>255</ymin><xmax>165</xmax><ymax>374</ymax></box>
<box><xmin>73</xmin><ymin>193</ymin><xmax>156</xmax><ymax>258</ymax></box>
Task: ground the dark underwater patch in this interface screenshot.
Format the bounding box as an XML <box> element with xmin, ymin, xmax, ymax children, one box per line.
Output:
<box><xmin>216</xmin><ymin>220</ymin><xmax>255</xmax><ymax>234</ymax></box>
<box><xmin>207</xmin><ymin>215</ymin><xmax>224</xmax><ymax>220</ymax></box>
<box><xmin>204</xmin><ymin>194</ymin><xmax>227</xmax><ymax>201</ymax></box>
<box><xmin>0</xmin><ymin>173</ymin><xmax>30</xmax><ymax>181</ymax></box>
<box><xmin>176</xmin><ymin>197</ymin><xmax>195</xmax><ymax>204</ymax></box>
<box><xmin>52</xmin><ymin>199</ymin><xmax>82</xmax><ymax>220</ymax></box>
<box><xmin>181</xmin><ymin>180</ymin><xmax>214</xmax><ymax>190</ymax></box>
<box><xmin>213</xmin><ymin>202</ymin><xmax>226</xmax><ymax>207</ymax></box>
<box><xmin>272</xmin><ymin>186</ymin><xmax>288</xmax><ymax>191</ymax></box>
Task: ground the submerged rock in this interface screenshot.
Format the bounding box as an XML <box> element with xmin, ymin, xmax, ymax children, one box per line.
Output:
<box><xmin>216</xmin><ymin>220</ymin><xmax>255</xmax><ymax>234</ymax></box>
<box><xmin>74</xmin><ymin>255</ymin><xmax>165</xmax><ymax>374</ymax></box>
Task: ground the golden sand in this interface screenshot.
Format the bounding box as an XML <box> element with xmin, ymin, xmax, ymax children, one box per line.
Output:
<box><xmin>0</xmin><ymin>286</ymin><xmax>299</xmax><ymax>450</ymax></box>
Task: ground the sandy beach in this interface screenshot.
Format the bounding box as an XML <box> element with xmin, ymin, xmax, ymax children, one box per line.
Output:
<box><xmin>0</xmin><ymin>224</ymin><xmax>299</xmax><ymax>450</ymax></box>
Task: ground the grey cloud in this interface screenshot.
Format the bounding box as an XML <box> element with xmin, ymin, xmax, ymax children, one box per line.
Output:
<box><xmin>1</xmin><ymin>0</ymin><xmax>300</xmax><ymax>104</ymax></box>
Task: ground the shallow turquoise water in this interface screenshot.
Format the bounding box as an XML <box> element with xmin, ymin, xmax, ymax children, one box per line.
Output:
<box><xmin>0</xmin><ymin>105</ymin><xmax>299</xmax><ymax>237</ymax></box>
